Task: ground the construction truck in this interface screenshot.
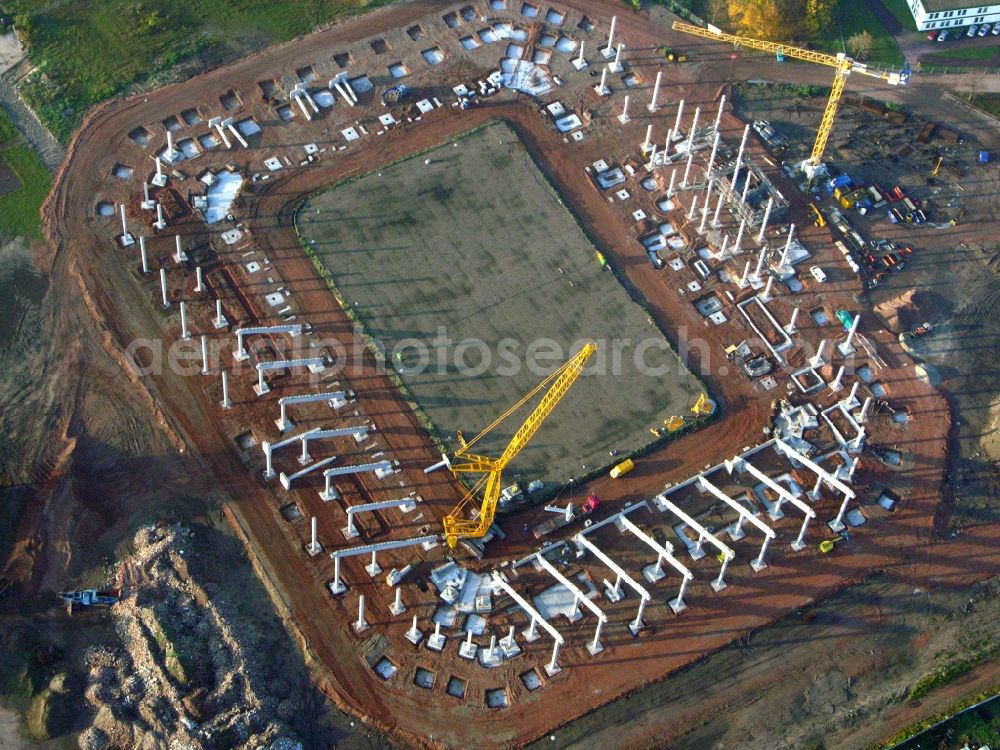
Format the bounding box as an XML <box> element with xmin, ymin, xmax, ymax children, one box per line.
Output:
<box><xmin>809</xmin><ymin>203</ymin><xmax>826</xmax><ymax>227</ymax></box>
<box><xmin>59</xmin><ymin>589</ymin><xmax>119</xmax><ymax>614</ymax></box>
<box><xmin>657</xmin><ymin>46</ymin><xmax>687</xmax><ymax>63</ymax></box>
<box><xmin>691</xmin><ymin>393</ymin><xmax>717</xmax><ymax>416</ymax></box>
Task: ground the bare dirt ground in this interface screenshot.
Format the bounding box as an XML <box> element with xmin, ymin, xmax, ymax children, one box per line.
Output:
<box><xmin>5</xmin><ymin>0</ymin><xmax>998</xmax><ymax>748</ymax></box>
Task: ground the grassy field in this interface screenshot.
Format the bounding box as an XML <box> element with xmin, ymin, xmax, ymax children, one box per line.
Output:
<box><xmin>0</xmin><ymin>110</ymin><xmax>51</xmax><ymax>240</ymax></box>
<box><xmin>923</xmin><ymin>45</ymin><xmax>1000</xmax><ymax>63</ymax></box>
<box><xmin>968</xmin><ymin>93</ymin><xmax>1000</xmax><ymax>119</ymax></box>
<box><xmin>7</xmin><ymin>0</ymin><xmax>390</xmax><ymax>142</ymax></box>
<box><xmin>879</xmin><ymin>0</ymin><xmax>918</xmax><ymax>32</ymax></box>
<box><xmin>297</xmin><ymin>122</ymin><xmax>703</xmax><ymax>484</ymax></box>
<box><xmin>822</xmin><ymin>0</ymin><xmax>906</xmax><ymax>67</ymax></box>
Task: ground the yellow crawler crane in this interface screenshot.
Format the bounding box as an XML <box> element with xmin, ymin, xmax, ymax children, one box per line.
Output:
<box><xmin>442</xmin><ymin>342</ymin><xmax>597</xmax><ymax>548</ymax></box>
<box><xmin>671</xmin><ymin>22</ymin><xmax>909</xmax><ymax>176</ymax></box>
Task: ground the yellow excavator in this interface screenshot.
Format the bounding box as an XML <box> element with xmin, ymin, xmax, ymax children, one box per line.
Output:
<box><xmin>441</xmin><ymin>342</ymin><xmax>596</xmax><ymax>548</ymax></box>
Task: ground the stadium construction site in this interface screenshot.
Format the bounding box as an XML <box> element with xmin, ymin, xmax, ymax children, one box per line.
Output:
<box><xmin>40</xmin><ymin>0</ymin><xmax>1000</xmax><ymax>747</ymax></box>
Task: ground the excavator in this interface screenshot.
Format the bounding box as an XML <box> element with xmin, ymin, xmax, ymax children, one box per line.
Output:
<box><xmin>439</xmin><ymin>342</ymin><xmax>596</xmax><ymax>549</ymax></box>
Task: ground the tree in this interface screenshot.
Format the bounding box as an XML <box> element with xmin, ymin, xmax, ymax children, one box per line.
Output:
<box><xmin>847</xmin><ymin>30</ymin><xmax>875</xmax><ymax>59</ymax></box>
<box><xmin>705</xmin><ymin>0</ymin><xmax>730</xmax><ymax>27</ymax></box>
<box><xmin>728</xmin><ymin>0</ymin><xmax>786</xmax><ymax>40</ymax></box>
<box><xmin>805</xmin><ymin>0</ymin><xmax>835</xmax><ymax>36</ymax></box>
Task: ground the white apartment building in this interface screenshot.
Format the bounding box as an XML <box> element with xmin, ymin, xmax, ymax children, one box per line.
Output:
<box><xmin>907</xmin><ymin>0</ymin><xmax>1000</xmax><ymax>30</ymax></box>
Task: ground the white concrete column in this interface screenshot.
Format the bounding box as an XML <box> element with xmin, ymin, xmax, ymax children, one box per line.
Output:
<box><xmin>598</xmin><ymin>66</ymin><xmax>609</xmax><ymax>95</ymax></box>
<box><xmin>787</xmin><ymin>307</ymin><xmax>801</xmax><ymax>334</ymax></box>
<box><xmin>681</xmin><ymin>149</ymin><xmax>694</xmax><ymax>188</ymax></box>
<box><xmin>753</xmin><ymin>535</ymin><xmax>772</xmax><ymax>570</ymax></box>
<box><xmin>754</xmin><ymin>244</ymin><xmax>768</xmax><ymax>280</ymax></box>
<box><xmin>200</xmin><ymin>335</ymin><xmax>209</xmax><ymax>375</ymax></box>
<box><xmin>811</xmin><ymin>339</ymin><xmax>829</xmax><ymax>368</ymax></box>
<box><xmin>355</xmin><ymin>594</ymin><xmax>368</xmax><ymax>631</ymax></box>
<box><xmin>713</xmin><ymin>94</ymin><xmax>726</xmax><ymax>132</ymax></box>
<box><xmin>646</xmin><ymin>142</ymin><xmax>658</xmax><ymax>169</ymax></box>
<box><xmin>618</xmin><ymin>95</ymin><xmax>630</xmax><ymax>124</ymax></box>
<box><xmin>195</xmin><ymin>266</ymin><xmax>203</xmax><ymax>293</ymax></box>
<box><xmin>733</xmin><ymin>216</ymin><xmax>747</xmax><ymax>254</ymax></box>
<box><xmin>159</xmin><ymin>268</ymin><xmax>170</xmax><ymax>308</ymax></box>
<box><xmin>844</xmin><ymin>314</ymin><xmax>861</xmax><ymax>350</ymax></box>
<box><xmin>792</xmin><ymin>513</ymin><xmax>812</xmax><ymax>551</ymax></box>
<box><xmin>730</xmin><ymin>157</ymin><xmax>743</xmax><ymax>199</ymax></box>
<box><xmin>858</xmin><ymin>396</ymin><xmax>873</xmax><ymax>423</ymax></box>
<box><xmin>119</xmin><ymin>204</ymin><xmax>130</xmax><ymax>244</ymax></box>
<box><xmin>739</xmin><ymin>260</ymin><xmax>751</xmax><ymax>287</ymax></box>
<box><xmin>631</xmin><ymin>596</ymin><xmax>647</xmax><ymax>633</ymax></box>
<box><xmin>155</xmin><ymin>157</ymin><xmax>164</xmax><ymax>182</ymax></box>
<box><xmin>310</xmin><ymin>516</ymin><xmax>319</xmax><ymax>554</ymax></box>
<box><xmin>648</xmin><ymin>69</ymin><xmax>662</xmax><ymax>112</ymax></box>
<box><xmin>686</xmin><ymin>106</ymin><xmax>700</xmax><ymax>154</ymax></box>
<box><xmin>719</xmin><ymin>234</ymin><xmax>730</xmax><ymax>258</ymax></box>
<box><xmin>847</xmin><ymin>380</ymin><xmax>860</xmax><ymax>406</ymax></box>
<box><xmin>734</xmin><ymin>123</ymin><xmax>750</xmax><ymax>173</ymax></box>
<box><xmin>671</xmin><ymin>99</ymin><xmax>686</xmax><ymax>144</ymax></box>
<box><xmin>139</xmin><ymin>236</ymin><xmax>149</xmax><ymax>274</ymax></box>
<box><xmin>174</xmin><ymin>235</ymin><xmax>186</xmax><ymax>264</ymax></box>
<box><xmin>612</xmin><ymin>42</ymin><xmax>624</xmax><ymax>73</ymax></box>
<box><xmin>391</xmin><ymin>587</ymin><xmax>405</xmax><ymax>615</ymax></box>
<box><xmin>667</xmin><ymin>169</ymin><xmax>677</xmax><ymax>197</ymax></box>
<box><xmin>221</xmin><ymin>371</ymin><xmax>231</xmax><ymax>409</ymax></box>
<box><xmin>741</xmin><ymin>171</ymin><xmax>752</xmax><ymax>203</ymax></box>
<box><xmin>576</xmin><ymin>40</ymin><xmax>586</xmax><ymax>66</ymax></box>
<box><xmin>605</xmin><ymin>15</ymin><xmax>617</xmax><ymax>55</ymax></box>
<box><xmin>713</xmin><ymin>555</ymin><xmax>730</xmax><ymax>591</ymax></box>
<box><xmin>712</xmin><ymin>189</ymin><xmax>725</xmax><ymax>227</ymax></box>
<box><xmin>643</xmin><ymin>122</ymin><xmax>653</xmax><ymax>153</ymax></box>
<box><xmin>706</xmin><ymin>130</ymin><xmax>721</xmax><ymax>177</ymax></box>
<box><xmin>780</xmin><ymin>224</ymin><xmax>796</xmax><ymax>266</ymax></box>
<box><xmin>524</xmin><ymin>615</ymin><xmax>538</xmax><ymax>641</ymax></box>
<box><xmin>830</xmin><ymin>364</ymin><xmax>845</xmax><ymax>391</ymax></box>
<box><xmin>687</xmin><ymin>193</ymin><xmax>699</xmax><ymax>221</ymax></box>
<box><xmin>155</xmin><ymin>203</ymin><xmax>166</xmax><ymax>230</ymax></box>
<box><xmin>331</xmin><ymin>556</ymin><xmax>344</xmax><ymax>594</ymax></box>
<box><xmin>761</xmin><ymin>275</ymin><xmax>775</xmax><ymax>302</ymax></box>
<box><xmin>671</xmin><ymin>575</ymin><xmax>689</xmax><ymax>613</ymax></box>
<box><xmin>591</xmin><ymin>618</ymin><xmax>604</xmax><ymax>654</ymax></box>
<box><xmin>179</xmin><ymin>301</ymin><xmax>189</xmax><ymax>339</ymax></box>
<box><xmin>757</xmin><ymin>196</ymin><xmax>774</xmax><ymax>242</ymax></box>
<box><xmin>699</xmin><ymin>181</ymin><xmax>713</xmax><ymax>233</ymax></box>
<box><xmin>214</xmin><ymin>299</ymin><xmax>227</xmax><ymax>329</ymax></box>
<box><xmin>547</xmin><ymin>639</ymin><xmax>561</xmax><ymax>675</ymax></box>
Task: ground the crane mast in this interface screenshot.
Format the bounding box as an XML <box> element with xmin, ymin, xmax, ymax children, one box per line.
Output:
<box><xmin>671</xmin><ymin>21</ymin><xmax>908</xmax><ymax>175</ymax></box>
<box><xmin>442</xmin><ymin>342</ymin><xmax>596</xmax><ymax>548</ymax></box>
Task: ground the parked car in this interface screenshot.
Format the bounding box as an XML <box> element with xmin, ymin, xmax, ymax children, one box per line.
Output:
<box><xmin>966</xmin><ymin>24</ymin><xmax>979</xmax><ymax>37</ymax></box>
<box><xmin>927</xmin><ymin>29</ymin><xmax>939</xmax><ymax>40</ymax></box>
<box><xmin>978</xmin><ymin>23</ymin><xmax>990</xmax><ymax>35</ymax></box>
<box><xmin>992</xmin><ymin>22</ymin><xmax>1000</xmax><ymax>35</ymax></box>
<box><xmin>810</xmin><ymin>266</ymin><xmax>828</xmax><ymax>283</ymax></box>
<box><xmin>937</xmin><ymin>30</ymin><xmax>949</xmax><ymax>41</ymax></box>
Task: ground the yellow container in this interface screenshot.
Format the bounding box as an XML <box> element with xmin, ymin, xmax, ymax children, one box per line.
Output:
<box><xmin>610</xmin><ymin>458</ymin><xmax>635</xmax><ymax>479</ymax></box>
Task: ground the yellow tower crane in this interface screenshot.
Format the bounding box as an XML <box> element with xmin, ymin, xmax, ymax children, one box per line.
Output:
<box><xmin>671</xmin><ymin>22</ymin><xmax>909</xmax><ymax>177</ymax></box>
<box><xmin>441</xmin><ymin>342</ymin><xmax>596</xmax><ymax>548</ymax></box>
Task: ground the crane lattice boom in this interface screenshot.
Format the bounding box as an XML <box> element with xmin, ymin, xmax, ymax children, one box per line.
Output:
<box><xmin>671</xmin><ymin>21</ymin><xmax>908</xmax><ymax>168</ymax></box>
<box><xmin>442</xmin><ymin>342</ymin><xmax>596</xmax><ymax>548</ymax></box>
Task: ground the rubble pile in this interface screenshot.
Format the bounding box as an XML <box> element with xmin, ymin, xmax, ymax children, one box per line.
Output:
<box><xmin>78</xmin><ymin>525</ymin><xmax>304</xmax><ymax>750</ymax></box>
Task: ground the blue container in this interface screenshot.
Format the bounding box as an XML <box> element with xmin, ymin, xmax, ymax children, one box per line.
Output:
<box><xmin>979</xmin><ymin>151</ymin><xmax>989</xmax><ymax>163</ymax></box>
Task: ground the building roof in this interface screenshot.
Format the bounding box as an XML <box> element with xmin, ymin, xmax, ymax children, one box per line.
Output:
<box><xmin>921</xmin><ymin>0</ymin><xmax>996</xmax><ymax>12</ymax></box>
